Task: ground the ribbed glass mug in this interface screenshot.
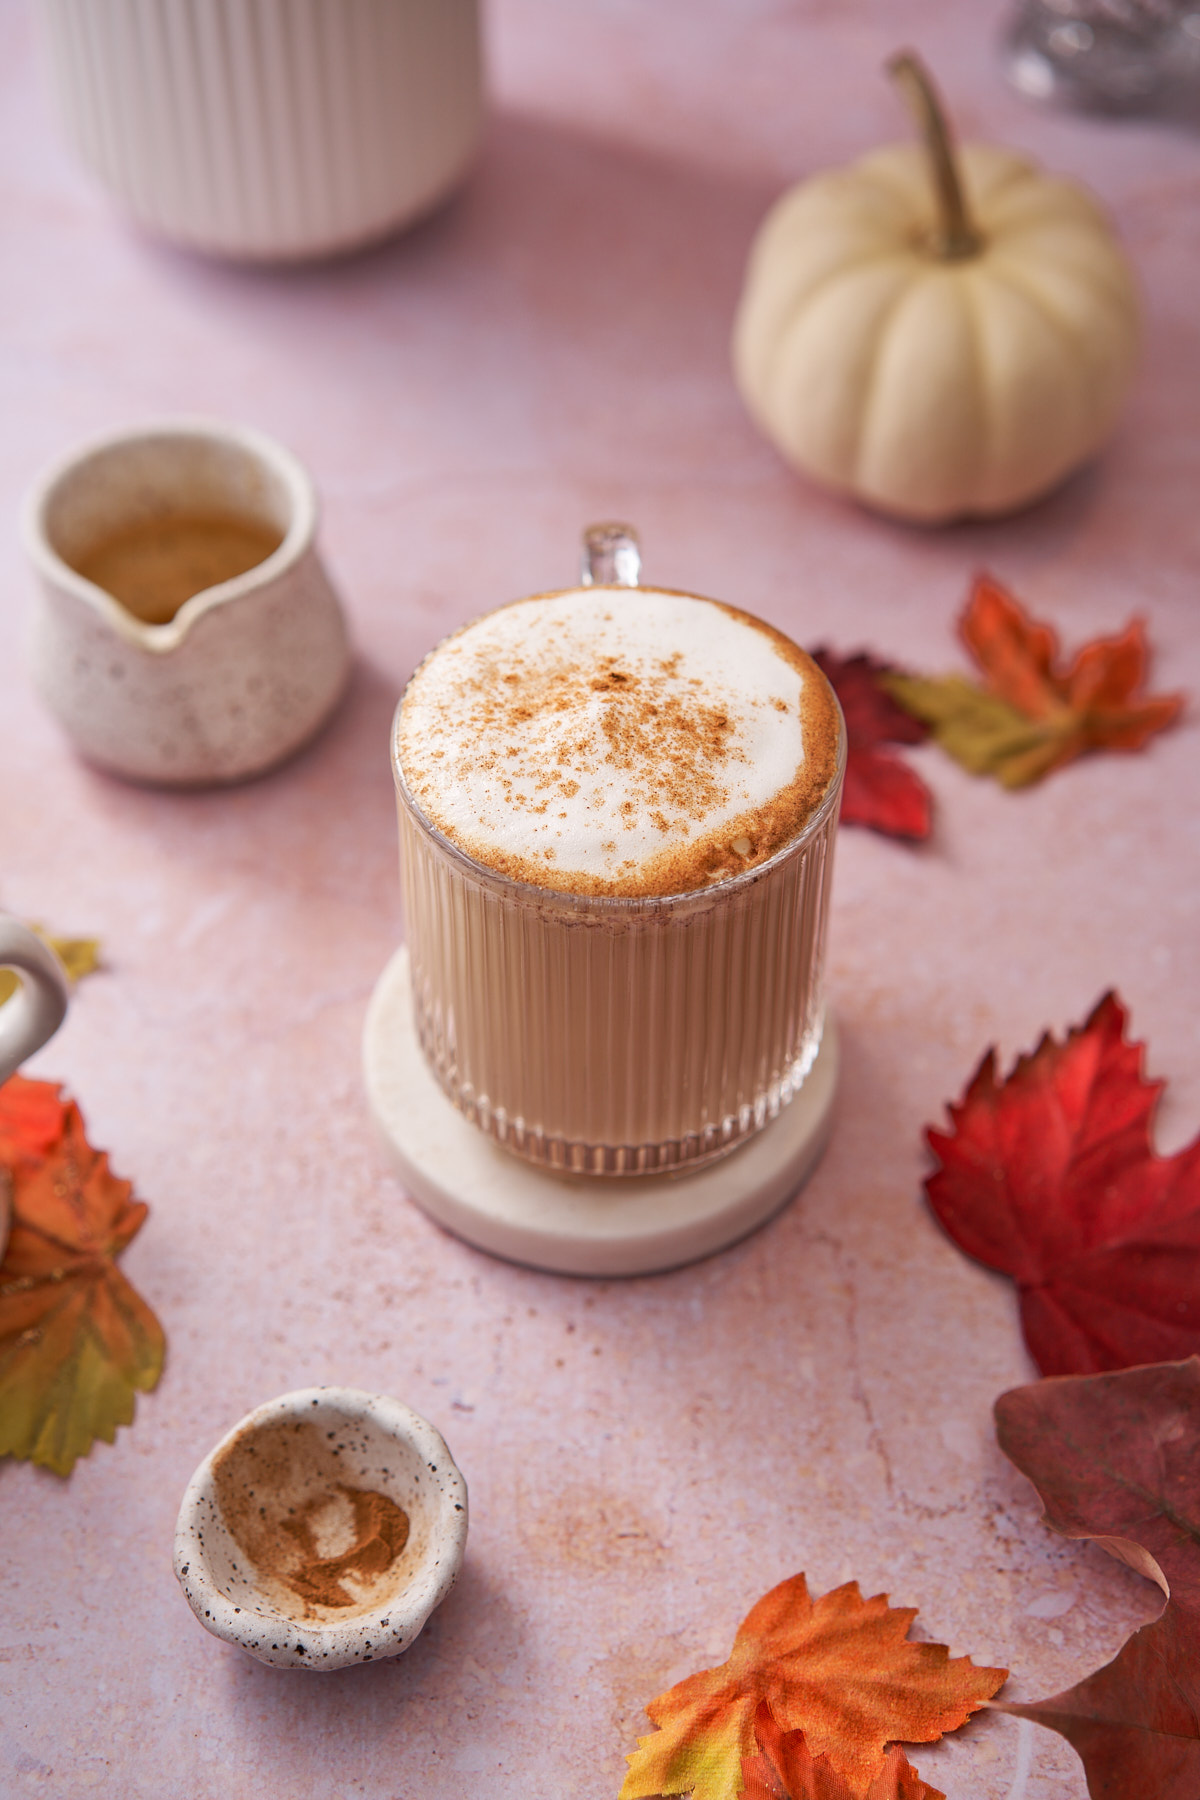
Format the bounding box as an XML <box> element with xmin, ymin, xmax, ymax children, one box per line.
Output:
<box><xmin>393</xmin><ymin>530</ymin><xmax>845</xmax><ymax>1177</ymax></box>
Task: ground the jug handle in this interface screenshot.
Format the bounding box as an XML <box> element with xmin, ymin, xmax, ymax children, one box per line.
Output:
<box><xmin>0</xmin><ymin>920</ymin><xmax>69</xmax><ymax>1085</ymax></box>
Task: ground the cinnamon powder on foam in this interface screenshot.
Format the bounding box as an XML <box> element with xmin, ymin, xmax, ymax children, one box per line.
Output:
<box><xmin>398</xmin><ymin>592</ymin><xmax>842</xmax><ymax>898</ymax></box>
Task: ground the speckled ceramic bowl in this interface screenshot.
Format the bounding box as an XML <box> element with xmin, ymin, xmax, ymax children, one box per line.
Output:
<box><xmin>173</xmin><ymin>1387</ymin><xmax>468</xmax><ymax>1670</ymax></box>
<box><xmin>24</xmin><ymin>419</ymin><xmax>351</xmax><ymax>786</ymax></box>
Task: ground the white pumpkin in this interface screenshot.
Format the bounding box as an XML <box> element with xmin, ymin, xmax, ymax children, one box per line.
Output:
<box><xmin>733</xmin><ymin>55</ymin><xmax>1140</xmax><ymax>524</ymax></box>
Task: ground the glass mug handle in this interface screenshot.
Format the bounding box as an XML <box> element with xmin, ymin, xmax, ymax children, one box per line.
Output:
<box><xmin>581</xmin><ymin>523</ymin><xmax>641</xmax><ymax>588</ymax></box>
<box><xmin>0</xmin><ymin>918</ymin><xmax>69</xmax><ymax>1084</ymax></box>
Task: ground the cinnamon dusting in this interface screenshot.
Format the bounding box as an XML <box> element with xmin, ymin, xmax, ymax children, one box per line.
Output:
<box><xmin>397</xmin><ymin>588</ymin><xmax>843</xmax><ymax>897</ymax></box>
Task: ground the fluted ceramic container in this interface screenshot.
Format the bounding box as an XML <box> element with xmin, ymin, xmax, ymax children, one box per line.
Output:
<box><xmin>33</xmin><ymin>0</ymin><xmax>483</xmax><ymax>261</ymax></box>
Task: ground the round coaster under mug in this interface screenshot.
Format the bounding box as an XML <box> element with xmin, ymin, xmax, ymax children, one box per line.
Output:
<box><xmin>363</xmin><ymin>946</ymin><xmax>838</xmax><ymax>1279</ymax></box>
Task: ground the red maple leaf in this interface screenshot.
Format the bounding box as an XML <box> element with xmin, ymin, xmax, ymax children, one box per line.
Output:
<box><xmin>925</xmin><ymin>993</ymin><xmax>1200</xmax><ymax>1376</ymax></box>
<box><xmin>810</xmin><ymin>648</ymin><xmax>931</xmax><ymax>840</ymax></box>
<box><xmin>994</xmin><ymin>1359</ymin><xmax>1200</xmax><ymax>1797</ymax></box>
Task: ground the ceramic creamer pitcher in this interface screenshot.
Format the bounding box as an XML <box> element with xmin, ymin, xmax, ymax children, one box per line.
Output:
<box><xmin>24</xmin><ymin>419</ymin><xmax>351</xmax><ymax>787</ymax></box>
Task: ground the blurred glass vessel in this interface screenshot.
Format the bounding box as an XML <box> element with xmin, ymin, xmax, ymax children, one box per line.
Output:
<box><xmin>1005</xmin><ymin>0</ymin><xmax>1200</xmax><ymax>111</ymax></box>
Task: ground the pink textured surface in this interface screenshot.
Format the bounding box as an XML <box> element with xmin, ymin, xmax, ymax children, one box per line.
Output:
<box><xmin>2</xmin><ymin>2</ymin><xmax>1198</xmax><ymax>1794</ymax></box>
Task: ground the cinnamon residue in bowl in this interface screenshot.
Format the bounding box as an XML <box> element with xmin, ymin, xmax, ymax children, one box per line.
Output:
<box><xmin>280</xmin><ymin>1486</ymin><xmax>410</xmax><ymax>1608</ymax></box>
<box><xmin>212</xmin><ymin>1417</ymin><xmax>414</xmax><ymax>1622</ymax></box>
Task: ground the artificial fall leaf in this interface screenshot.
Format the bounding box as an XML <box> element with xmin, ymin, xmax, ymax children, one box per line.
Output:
<box><xmin>0</xmin><ymin>925</ymin><xmax>101</xmax><ymax>1007</ymax></box>
<box><xmin>1000</xmin><ymin>1607</ymin><xmax>1200</xmax><ymax>1800</ymax></box>
<box><xmin>40</xmin><ymin>931</ymin><xmax>101</xmax><ymax>985</ymax></box>
<box><xmin>619</xmin><ymin>1574</ymin><xmax>1004</xmax><ymax>1800</ymax></box>
<box><xmin>0</xmin><ymin>1073</ymin><xmax>164</xmax><ymax>1475</ymax></box>
<box><xmin>810</xmin><ymin>649</ymin><xmax>932</xmax><ymax>841</ymax></box>
<box><xmin>925</xmin><ymin>991</ymin><xmax>1200</xmax><ymax>1377</ymax></box>
<box><xmin>0</xmin><ymin>1074</ymin><xmax>69</xmax><ymax>1164</ymax></box>
<box><xmin>740</xmin><ymin>1704</ymin><xmax>944</xmax><ymax>1800</ymax></box>
<box><xmin>884</xmin><ymin>575</ymin><xmax>1182</xmax><ymax>788</ymax></box>
<box><xmin>993</xmin><ymin>1359</ymin><xmax>1200</xmax><ymax>1798</ymax></box>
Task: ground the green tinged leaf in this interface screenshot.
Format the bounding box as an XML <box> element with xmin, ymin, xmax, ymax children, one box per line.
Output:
<box><xmin>0</xmin><ymin>1274</ymin><xmax>163</xmax><ymax>1475</ymax></box>
<box><xmin>882</xmin><ymin>674</ymin><xmax>1076</xmax><ymax>789</ymax></box>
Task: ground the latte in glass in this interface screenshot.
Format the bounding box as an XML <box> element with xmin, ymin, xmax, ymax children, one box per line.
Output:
<box><xmin>393</xmin><ymin>555</ymin><xmax>844</xmax><ymax>1175</ymax></box>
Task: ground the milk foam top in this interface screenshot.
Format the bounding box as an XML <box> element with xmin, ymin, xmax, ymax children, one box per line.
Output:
<box><xmin>395</xmin><ymin>587</ymin><xmax>842</xmax><ymax>897</ymax></box>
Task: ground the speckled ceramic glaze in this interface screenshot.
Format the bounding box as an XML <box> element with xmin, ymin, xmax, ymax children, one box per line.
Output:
<box><xmin>24</xmin><ymin>420</ymin><xmax>351</xmax><ymax>786</ymax></box>
<box><xmin>173</xmin><ymin>1386</ymin><xmax>468</xmax><ymax>1671</ymax></box>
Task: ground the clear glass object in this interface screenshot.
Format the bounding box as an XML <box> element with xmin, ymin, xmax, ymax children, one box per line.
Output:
<box><xmin>1005</xmin><ymin>0</ymin><xmax>1200</xmax><ymax>112</ymax></box>
<box><xmin>392</xmin><ymin>529</ymin><xmax>846</xmax><ymax>1177</ymax></box>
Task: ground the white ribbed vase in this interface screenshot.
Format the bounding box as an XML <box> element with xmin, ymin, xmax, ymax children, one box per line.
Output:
<box><xmin>34</xmin><ymin>0</ymin><xmax>483</xmax><ymax>261</ymax></box>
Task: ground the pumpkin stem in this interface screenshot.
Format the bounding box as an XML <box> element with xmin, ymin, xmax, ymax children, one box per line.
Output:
<box><xmin>887</xmin><ymin>51</ymin><xmax>981</xmax><ymax>261</ymax></box>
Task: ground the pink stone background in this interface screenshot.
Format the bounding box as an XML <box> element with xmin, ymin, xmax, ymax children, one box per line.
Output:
<box><xmin>3</xmin><ymin>1</ymin><xmax>1199</xmax><ymax>1794</ymax></box>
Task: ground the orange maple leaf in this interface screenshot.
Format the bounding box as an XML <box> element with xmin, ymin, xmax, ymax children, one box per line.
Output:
<box><xmin>0</xmin><ymin>1073</ymin><xmax>69</xmax><ymax>1164</ymax></box>
<box><xmin>962</xmin><ymin>575</ymin><xmax>1182</xmax><ymax>753</ymax></box>
<box><xmin>0</xmin><ymin>1075</ymin><xmax>164</xmax><ymax>1475</ymax></box>
<box><xmin>741</xmin><ymin>1704</ymin><xmax>944</xmax><ymax>1799</ymax></box>
<box><xmin>619</xmin><ymin>1575</ymin><xmax>1005</xmax><ymax>1800</ymax></box>
<box><xmin>885</xmin><ymin>576</ymin><xmax>1183</xmax><ymax>788</ymax></box>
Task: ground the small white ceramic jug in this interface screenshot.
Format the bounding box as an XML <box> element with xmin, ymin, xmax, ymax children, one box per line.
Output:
<box><xmin>24</xmin><ymin>419</ymin><xmax>351</xmax><ymax>787</ymax></box>
<box><xmin>0</xmin><ymin>919</ymin><xmax>69</xmax><ymax>1086</ymax></box>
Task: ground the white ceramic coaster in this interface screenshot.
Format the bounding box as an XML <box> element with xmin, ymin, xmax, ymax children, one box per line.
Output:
<box><xmin>363</xmin><ymin>947</ymin><xmax>837</xmax><ymax>1278</ymax></box>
